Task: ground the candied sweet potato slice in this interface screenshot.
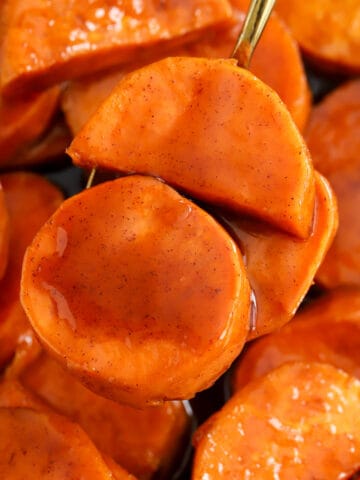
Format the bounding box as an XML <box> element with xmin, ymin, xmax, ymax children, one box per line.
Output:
<box><xmin>275</xmin><ymin>0</ymin><xmax>360</xmax><ymax>73</ymax></box>
<box><xmin>62</xmin><ymin>2</ymin><xmax>309</xmax><ymax>134</ymax></box>
<box><xmin>0</xmin><ymin>86</ymin><xmax>60</xmax><ymax>165</ymax></box>
<box><xmin>233</xmin><ymin>288</ymin><xmax>360</xmax><ymax>391</ymax></box>
<box><xmin>21</xmin><ymin>175</ymin><xmax>250</xmax><ymax>406</ymax></box>
<box><xmin>0</xmin><ymin>173</ymin><xmax>63</xmax><ymax>368</ymax></box>
<box><xmin>0</xmin><ymin>186</ymin><xmax>9</xmax><ymax>280</ymax></box>
<box><xmin>193</xmin><ymin>363</ymin><xmax>360</xmax><ymax>479</ymax></box>
<box><xmin>1</xmin><ymin>0</ymin><xmax>232</xmax><ymax>96</ymax></box>
<box><xmin>68</xmin><ymin>57</ymin><xmax>315</xmax><ymax>238</ymax></box>
<box><xmin>219</xmin><ymin>172</ymin><xmax>338</xmax><ymax>339</ymax></box>
<box><xmin>4</xmin><ymin>120</ymin><xmax>71</xmax><ymax>168</ymax></box>
<box><xmin>0</xmin><ymin>378</ymin><xmax>49</xmax><ymax>411</ymax></box>
<box><xmin>8</xmin><ymin>345</ymin><xmax>190</xmax><ymax>480</ymax></box>
<box><xmin>0</xmin><ymin>407</ymin><xmax>123</xmax><ymax>479</ymax></box>
<box><xmin>306</xmin><ymin>81</ymin><xmax>360</xmax><ymax>288</ymax></box>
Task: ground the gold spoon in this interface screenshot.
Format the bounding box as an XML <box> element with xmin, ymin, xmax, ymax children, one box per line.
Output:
<box><xmin>85</xmin><ymin>0</ymin><xmax>276</xmax><ymax>189</ymax></box>
<box><xmin>232</xmin><ymin>0</ymin><xmax>276</xmax><ymax>68</ymax></box>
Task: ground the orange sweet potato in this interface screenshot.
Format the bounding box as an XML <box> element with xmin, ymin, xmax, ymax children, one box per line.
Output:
<box><xmin>306</xmin><ymin>80</ymin><xmax>360</xmax><ymax>288</ymax></box>
<box><xmin>0</xmin><ymin>186</ymin><xmax>9</xmax><ymax>280</ymax></box>
<box><xmin>0</xmin><ymin>86</ymin><xmax>60</xmax><ymax>165</ymax></box>
<box><xmin>218</xmin><ymin>172</ymin><xmax>337</xmax><ymax>339</ymax></box>
<box><xmin>1</xmin><ymin>0</ymin><xmax>232</xmax><ymax>97</ymax></box>
<box><xmin>0</xmin><ymin>379</ymin><xmax>135</xmax><ymax>480</ymax></box>
<box><xmin>275</xmin><ymin>0</ymin><xmax>360</xmax><ymax>73</ymax></box>
<box><xmin>0</xmin><ymin>407</ymin><xmax>125</xmax><ymax>479</ymax></box>
<box><xmin>0</xmin><ymin>173</ymin><xmax>63</xmax><ymax>368</ymax></box>
<box><xmin>193</xmin><ymin>363</ymin><xmax>360</xmax><ymax>479</ymax></box>
<box><xmin>62</xmin><ymin>3</ymin><xmax>309</xmax><ymax>134</ymax></box>
<box><xmin>68</xmin><ymin>57</ymin><xmax>315</xmax><ymax>238</ymax></box>
<box><xmin>21</xmin><ymin>174</ymin><xmax>250</xmax><ymax>406</ymax></box>
<box><xmin>4</xmin><ymin>120</ymin><xmax>71</xmax><ymax>168</ymax></box>
<box><xmin>6</xmin><ymin>344</ymin><xmax>190</xmax><ymax>480</ymax></box>
<box><xmin>233</xmin><ymin>288</ymin><xmax>360</xmax><ymax>391</ymax></box>
<box><xmin>0</xmin><ymin>378</ymin><xmax>49</xmax><ymax>411</ymax></box>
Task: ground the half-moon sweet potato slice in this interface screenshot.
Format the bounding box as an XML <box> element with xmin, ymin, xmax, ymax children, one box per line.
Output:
<box><xmin>233</xmin><ymin>288</ymin><xmax>360</xmax><ymax>391</ymax></box>
<box><xmin>0</xmin><ymin>407</ymin><xmax>127</xmax><ymax>479</ymax></box>
<box><xmin>0</xmin><ymin>173</ymin><xmax>63</xmax><ymax>368</ymax></box>
<box><xmin>306</xmin><ymin>80</ymin><xmax>360</xmax><ymax>288</ymax></box>
<box><xmin>68</xmin><ymin>57</ymin><xmax>315</xmax><ymax>238</ymax></box>
<box><xmin>62</xmin><ymin>2</ymin><xmax>309</xmax><ymax>134</ymax></box>
<box><xmin>21</xmin><ymin>174</ymin><xmax>250</xmax><ymax>406</ymax></box>
<box><xmin>275</xmin><ymin>0</ymin><xmax>360</xmax><ymax>73</ymax></box>
<box><xmin>218</xmin><ymin>172</ymin><xmax>337</xmax><ymax>339</ymax></box>
<box><xmin>193</xmin><ymin>363</ymin><xmax>360</xmax><ymax>479</ymax></box>
<box><xmin>0</xmin><ymin>0</ymin><xmax>232</xmax><ymax>97</ymax></box>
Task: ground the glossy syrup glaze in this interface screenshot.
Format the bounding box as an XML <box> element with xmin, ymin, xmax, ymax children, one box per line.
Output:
<box><xmin>193</xmin><ymin>363</ymin><xmax>360</xmax><ymax>480</ymax></box>
<box><xmin>1</xmin><ymin>0</ymin><xmax>232</xmax><ymax>95</ymax></box>
<box><xmin>21</xmin><ymin>175</ymin><xmax>251</xmax><ymax>406</ymax></box>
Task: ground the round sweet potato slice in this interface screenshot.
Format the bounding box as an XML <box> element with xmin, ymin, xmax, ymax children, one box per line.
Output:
<box><xmin>0</xmin><ymin>0</ymin><xmax>231</xmax><ymax>97</ymax></box>
<box><xmin>218</xmin><ymin>172</ymin><xmax>337</xmax><ymax>339</ymax></box>
<box><xmin>21</xmin><ymin>174</ymin><xmax>250</xmax><ymax>406</ymax></box>
<box><xmin>0</xmin><ymin>173</ymin><xmax>63</xmax><ymax>368</ymax></box>
<box><xmin>193</xmin><ymin>363</ymin><xmax>360</xmax><ymax>479</ymax></box>
<box><xmin>62</xmin><ymin>3</ymin><xmax>309</xmax><ymax>134</ymax></box>
<box><xmin>306</xmin><ymin>80</ymin><xmax>360</xmax><ymax>288</ymax></box>
<box><xmin>6</xmin><ymin>341</ymin><xmax>190</xmax><ymax>480</ymax></box>
<box><xmin>68</xmin><ymin>57</ymin><xmax>315</xmax><ymax>239</ymax></box>
<box><xmin>275</xmin><ymin>0</ymin><xmax>360</xmax><ymax>73</ymax></box>
<box><xmin>233</xmin><ymin>288</ymin><xmax>360</xmax><ymax>391</ymax></box>
<box><xmin>0</xmin><ymin>407</ymin><xmax>123</xmax><ymax>479</ymax></box>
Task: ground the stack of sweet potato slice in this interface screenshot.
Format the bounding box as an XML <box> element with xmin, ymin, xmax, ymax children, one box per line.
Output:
<box><xmin>0</xmin><ymin>0</ymin><xmax>360</xmax><ymax>478</ymax></box>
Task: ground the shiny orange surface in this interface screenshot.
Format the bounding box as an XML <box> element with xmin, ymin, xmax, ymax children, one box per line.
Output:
<box><xmin>193</xmin><ymin>363</ymin><xmax>360</xmax><ymax>479</ymax></box>
<box><xmin>5</xmin><ymin>121</ymin><xmax>71</xmax><ymax>168</ymax></box>
<box><xmin>68</xmin><ymin>57</ymin><xmax>315</xmax><ymax>239</ymax></box>
<box><xmin>233</xmin><ymin>288</ymin><xmax>360</xmax><ymax>391</ymax></box>
<box><xmin>0</xmin><ymin>407</ymin><xmax>120</xmax><ymax>479</ymax></box>
<box><xmin>0</xmin><ymin>173</ymin><xmax>63</xmax><ymax>368</ymax></box>
<box><xmin>0</xmin><ymin>86</ymin><xmax>60</xmax><ymax>164</ymax></box>
<box><xmin>306</xmin><ymin>81</ymin><xmax>360</xmax><ymax>288</ymax></box>
<box><xmin>220</xmin><ymin>172</ymin><xmax>337</xmax><ymax>339</ymax></box>
<box><xmin>276</xmin><ymin>0</ymin><xmax>360</xmax><ymax>73</ymax></box>
<box><xmin>14</xmin><ymin>348</ymin><xmax>189</xmax><ymax>480</ymax></box>
<box><xmin>62</xmin><ymin>3</ymin><xmax>309</xmax><ymax>134</ymax></box>
<box><xmin>21</xmin><ymin>175</ymin><xmax>250</xmax><ymax>406</ymax></box>
<box><xmin>0</xmin><ymin>187</ymin><xmax>10</xmax><ymax>281</ymax></box>
<box><xmin>1</xmin><ymin>0</ymin><xmax>232</xmax><ymax>96</ymax></box>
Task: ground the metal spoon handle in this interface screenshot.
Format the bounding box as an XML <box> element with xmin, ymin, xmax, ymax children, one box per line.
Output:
<box><xmin>231</xmin><ymin>0</ymin><xmax>276</xmax><ymax>68</ymax></box>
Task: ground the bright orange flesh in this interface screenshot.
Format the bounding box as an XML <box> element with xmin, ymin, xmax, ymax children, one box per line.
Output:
<box><xmin>21</xmin><ymin>175</ymin><xmax>250</xmax><ymax>406</ymax></box>
<box><xmin>0</xmin><ymin>173</ymin><xmax>63</xmax><ymax>368</ymax></box>
<box><xmin>62</xmin><ymin>3</ymin><xmax>309</xmax><ymax>134</ymax></box>
<box><xmin>0</xmin><ymin>407</ymin><xmax>121</xmax><ymax>479</ymax></box>
<box><xmin>306</xmin><ymin>80</ymin><xmax>360</xmax><ymax>288</ymax></box>
<box><xmin>1</xmin><ymin>0</ymin><xmax>232</xmax><ymax>96</ymax></box>
<box><xmin>193</xmin><ymin>363</ymin><xmax>360</xmax><ymax>479</ymax></box>
<box><xmin>219</xmin><ymin>172</ymin><xmax>338</xmax><ymax>339</ymax></box>
<box><xmin>4</xmin><ymin>121</ymin><xmax>71</xmax><ymax>168</ymax></box>
<box><xmin>233</xmin><ymin>288</ymin><xmax>360</xmax><ymax>391</ymax></box>
<box><xmin>12</xmin><ymin>346</ymin><xmax>189</xmax><ymax>480</ymax></box>
<box><xmin>68</xmin><ymin>57</ymin><xmax>315</xmax><ymax>238</ymax></box>
<box><xmin>0</xmin><ymin>87</ymin><xmax>60</xmax><ymax>164</ymax></box>
<box><xmin>276</xmin><ymin>0</ymin><xmax>360</xmax><ymax>73</ymax></box>
<box><xmin>0</xmin><ymin>187</ymin><xmax>9</xmax><ymax>281</ymax></box>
